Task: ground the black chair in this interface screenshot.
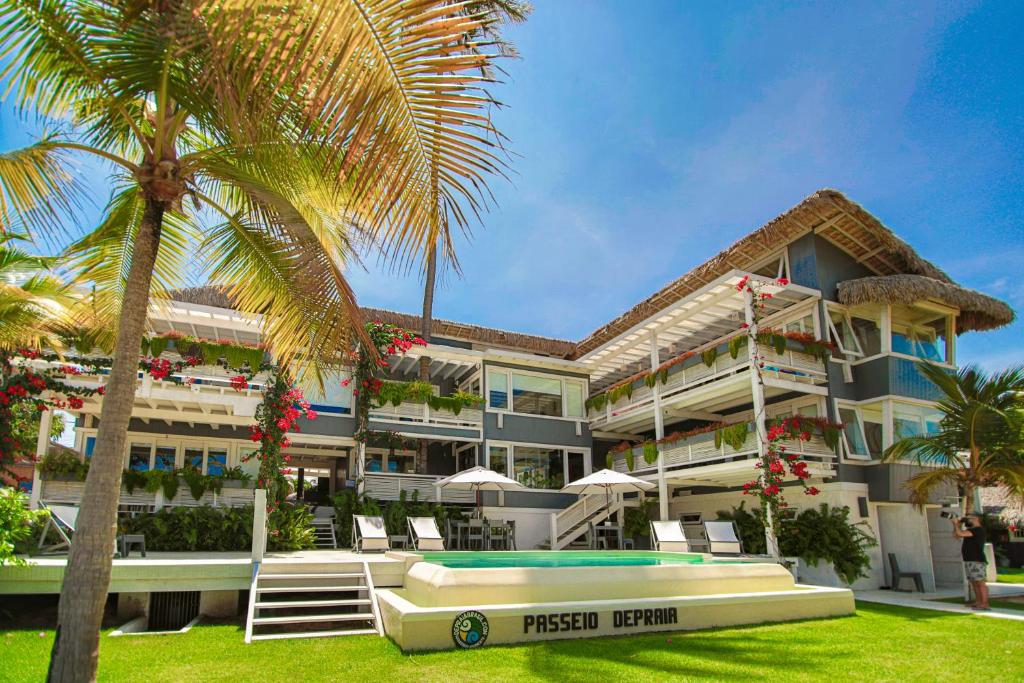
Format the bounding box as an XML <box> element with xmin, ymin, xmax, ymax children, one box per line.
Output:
<box><xmin>888</xmin><ymin>553</ymin><xmax>925</xmax><ymax>592</ymax></box>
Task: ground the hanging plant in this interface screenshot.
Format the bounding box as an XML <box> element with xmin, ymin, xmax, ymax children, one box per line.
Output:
<box><xmin>718</xmin><ymin>423</ymin><xmax>749</xmax><ymax>450</ymax></box>
<box><xmin>149</xmin><ymin>336</ymin><xmax>171</xmax><ymax>359</ymax></box>
<box><xmin>606</xmin><ymin>452</ymin><xmax>614</xmax><ymax>469</ymax></box>
<box><xmin>585</xmin><ymin>393</ymin><xmax>608</xmax><ymax>412</ymax></box>
<box><xmin>642</xmin><ymin>441</ymin><xmax>659</xmax><ymax>465</ymax></box>
<box><xmin>625</xmin><ymin>448</ymin><xmax>635</xmax><ymax>471</ymax></box>
<box><xmin>658</xmin><ymin>368</ymin><xmax>669</xmax><ymax>385</ymax></box>
<box><xmin>644</xmin><ymin>373</ymin><xmax>658</xmax><ymax>389</ymax></box>
<box><xmin>701</xmin><ymin>347</ymin><xmax>718</xmax><ymax>367</ymax></box>
<box><xmin>728</xmin><ymin>335</ymin><xmax>747</xmax><ymax>359</ymax></box>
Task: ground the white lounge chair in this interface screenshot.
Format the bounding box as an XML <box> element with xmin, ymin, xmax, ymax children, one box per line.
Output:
<box><xmin>703</xmin><ymin>520</ymin><xmax>743</xmax><ymax>555</ymax></box>
<box><xmin>650</xmin><ymin>520</ymin><xmax>691</xmax><ymax>553</ymax></box>
<box><xmin>37</xmin><ymin>504</ymin><xmax>79</xmax><ymax>555</ymax></box>
<box><xmin>352</xmin><ymin>515</ymin><xmax>389</xmax><ymax>552</ymax></box>
<box><xmin>408</xmin><ymin>517</ymin><xmax>445</xmax><ymax>551</ymax></box>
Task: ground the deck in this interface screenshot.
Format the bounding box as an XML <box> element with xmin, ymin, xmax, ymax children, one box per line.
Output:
<box><xmin>0</xmin><ymin>550</ymin><xmax>405</xmax><ymax>594</ymax></box>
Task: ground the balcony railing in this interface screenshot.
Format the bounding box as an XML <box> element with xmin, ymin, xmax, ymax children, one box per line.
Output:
<box><xmin>368</xmin><ymin>400</ymin><xmax>482</xmax><ymax>430</ymax></box>
<box><xmin>610</xmin><ymin>425</ymin><xmax>836</xmax><ymax>478</ymax></box>
<box><xmin>37</xmin><ymin>478</ymin><xmax>256</xmax><ymax>510</ymax></box>
<box><xmin>588</xmin><ymin>343</ymin><xmax>827</xmax><ymax>426</ymax></box>
<box><xmin>362</xmin><ymin>472</ymin><xmax>475</xmax><ymax>503</ymax></box>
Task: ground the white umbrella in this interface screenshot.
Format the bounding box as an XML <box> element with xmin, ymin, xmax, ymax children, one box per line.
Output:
<box><xmin>439</xmin><ymin>466</ymin><xmax>525</xmax><ymax>516</ymax></box>
<box><xmin>561</xmin><ymin>468</ymin><xmax>656</xmax><ymax>510</ymax></box>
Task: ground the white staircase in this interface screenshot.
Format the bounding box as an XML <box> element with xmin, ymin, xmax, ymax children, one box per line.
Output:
<box><xmin>549</xmin><ymin>494</ymin><xmax>636</xmax><ymax>550</ymax></box>
<box><xmin>310</xmin><ymin>517</ymin><xmax>338</xmax><ymax>549</ymax></box>
<box><xmin>245</xmin><ymin>561</ymin><xmax>381</xmax><ymax>642</ymax></box>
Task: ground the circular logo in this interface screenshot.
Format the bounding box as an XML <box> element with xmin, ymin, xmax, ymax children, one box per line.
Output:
<box><xmin>452</xmin><ymin>610</ymin><xmax>489</xmax><ymax>649</ymax></box>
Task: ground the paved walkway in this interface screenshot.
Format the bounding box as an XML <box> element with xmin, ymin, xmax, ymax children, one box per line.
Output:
<box><xmin>856</xmin><ymin>583</ymin><xmax>1024</xmax><ymax>622</ymax></box>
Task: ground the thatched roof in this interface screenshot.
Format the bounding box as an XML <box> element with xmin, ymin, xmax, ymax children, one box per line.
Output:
<box><xmin>572</xmin><ymin>189</ymin><xmax>1005</xmax><ymax>357</ymax></box>
<box><xmin>166</xmin><ymin>287</ymin><xmax>575</xmax><ymax>357</ymax></box>
<box><xmin>838</xmin><ymin>275</ymin><xmax>1015</xmax><ymax>333</ymax></box>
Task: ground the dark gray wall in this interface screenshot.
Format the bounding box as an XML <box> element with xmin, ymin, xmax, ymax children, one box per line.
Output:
<box><xmin>483</xmin><ymin>412</ymin><xmax>590</xmax><ymax>448</ymax></box>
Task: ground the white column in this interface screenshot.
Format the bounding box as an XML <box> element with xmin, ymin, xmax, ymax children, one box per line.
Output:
<box><xmin>744</xmin><ymin>288</ymin><xmax>780</xmax><ymax>561</ymax></box>
<box><xmin>356</xmin><ymin>442</ymin><xmax>366</xmax><ymax>495</ymax></box>
<box><xmin>251</xmin><ymin>488</ymin><xmax>267</xmax><ymax>562</ymax></box>
<box><xmin>29</xmin><ymin>409</ymin><xmax>53</xmax><ymax>510</ymax></box>
<box><xmin>650</xmin><ymin>332</ymin><xmax>669</xmax><ymax>521</ymax></box>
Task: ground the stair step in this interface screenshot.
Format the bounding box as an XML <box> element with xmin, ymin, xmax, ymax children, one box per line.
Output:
<box><xmin>256</xmin><ymin>585</ymin><xmax>367</xmax><ymax>594</ymax></box>
<box><xmin>253</xmin><ymin>612</ymin><xmax>374</xmax><ymax>625</ymax></box>
<box><xmin>255</xmin><ymin>598</ymin><xmax>370</xmax><ymax>609</ymax></box>
<box><xmin>250</xmin><ymin>628</ymin><xmax>378</xmax><ymax>641</ymax></box>
<box><xmin>259</xmin><ymin>572</ymin><xmax>364</xmax><ymax>580</ymax></box>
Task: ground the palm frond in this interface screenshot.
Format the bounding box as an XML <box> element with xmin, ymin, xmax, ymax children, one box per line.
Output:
<box><xmin>902</xmin><ymin>467</ymin><xmax>961</xmax><ymax>509</ymax></box>
<box><xmin>0</xmin><ymin>139</ymin><xmax>85</xmax><ymax>238</ymax></box>
<box><xmin>204</xmin><ymin>0</ymin><xmax>511</xmax><ymax>269</ymax></box>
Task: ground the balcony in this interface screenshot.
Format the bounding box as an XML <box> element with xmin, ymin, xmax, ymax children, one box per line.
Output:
<box><xmin>588</xmin><ymin>342</ymin><xmax>828</xmax><ymax>432</ymax></box>
<box><xmin>610</xmin><ymin>423</ymin><xmax>837</xmax><ymax>487</ymax></box>
<box><xmin>37</xmin><ymin>478</ymin><xmax>256</xmax><ymax>510</ymax></box>
<box><xmin>368</xmin><ymin>401</ymin><xmax>479</xmax><ymax>432</ymax></box>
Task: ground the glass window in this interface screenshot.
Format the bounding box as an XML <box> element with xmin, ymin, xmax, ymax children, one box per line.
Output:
<box><xmin>457</xmin><ymin>446</ymin><xmax>477</xmax><ymax>472</ymax></box>
<box><xmin>305</xmin><ymin>370</ymin><xmax>352</xmax><ymax>413</ymax></box>
<box><xmin>567</xmin><ymin>451</ymin><xmax>586</xmax><ymax>482</ymax></box>
<box><xmin>488</xmin><ymin>446</ymin><xmax>508</xmax><ymax>476</ymax></box>
<box><xmin>861</xmin><ymin>404</ymin><xmax>884</xmax><ymax>458</ymax></box>
<box><xmin>154</xmin><ymin>445</ymin><xmax>176</xmax><ymax>471</ymax></box>
<box><xmin>487</xmin><ymin>370</ymin><xmax>508</xmax><ymax>410</ymax></box>
<box><xmin>891</xmin><ymin>305</ymin><xmax>949</xmax><ymax>363</ymax></box>
<box><xmin>785</xmin><ymin>314</ymin><xmax>815</xmax><ymax>335</ymax></box>
<box><xmin>366</xmin><ymin>452</ymin><xmax>383</xmax><ymax>473</ymax></box>
<box><xmin>838</xmin><ymin>408</ymin><xmax>868</xmax><ymax>458</ymax></box>
<box><xmin>207</xmin><ymin>448</ymin><xmax>227</xmax><ymax>476</ymax></box>
<box><xmin>565</xmin><ymin>382</ymin><xmax>584</xmax><ymax>418</ymax></box>
<box><xmin>851</xmin><ymin>313</ymin><xmax>882</xmax><ymax>356</ymax></box>
<box><xmin>84</xmin><ymin>436</ymin><xmax>96</xmax><ymax>458</ymax></box>
<box><xmin>513</xmin><ymin>446</ymin><xmax>564</xmax><ymax>489</ymax></box>
<box><xmin>128</xmin><ymin>443</ymin><xmax>151</xmax><ymax>471</ymax></box>
<box><xmin>511</xmin><ymin>373</ymin><xmax>563</xmax><ymax>417</ymax></box>
<box><xmin>388</xmin><ymin>452</ymin><xmax>415</xmax><ymax>474</ymax></box>
<box><xmin>797</xmin><ymin>404</ymin><xmax>819</xmax><ymax>418</ymax></box>
<box><xmin>828</xmin><ymin>310</ymin><xmax>862</xmax><ymax>356</ymax></box>
<box><xmin>185</xmin><ymin>446</ymin><xmax>204</xmax><ymax>471</ymax></box>
<box><xmin>893</xmin><ymin>402</ymin><xmax>944</xmax><ymax>439</ymax></box>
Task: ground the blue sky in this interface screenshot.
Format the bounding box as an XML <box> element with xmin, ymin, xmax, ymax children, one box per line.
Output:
<box><xmin>352</xmin><ymin>0</ymin><xmax>1024</xmax><ymax>371</ymax></box>
<box><xmin>2</xmin><ymin>1</ymin><xmax>1022</xmax><ymax>370</ymax></box>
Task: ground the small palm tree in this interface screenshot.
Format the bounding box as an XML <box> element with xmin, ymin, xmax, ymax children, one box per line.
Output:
<box><xmin>883</xmin><ymin>362</ymin><xmax>1024</xmax><ymax>514</ymax></box>
<box><xmin>0</xmin><ymin>233</ymin><xmax>71</xmax><ymax>351</ymax></box>
<box><xmin>0</xmin><ymin>2</ymin><xmax>513</xmax><ymax>679</ymax></box>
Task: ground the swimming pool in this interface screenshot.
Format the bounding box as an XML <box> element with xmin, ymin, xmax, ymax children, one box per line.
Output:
<box><xmin>418</xmin><ymin>550</ymin><xmax>729</xmax><ymax>569</ymax></box>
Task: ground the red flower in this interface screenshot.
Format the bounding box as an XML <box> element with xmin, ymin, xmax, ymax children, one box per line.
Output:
<box><xmin>305</xmin><ymin>409</ymin><xmax>318</xmax><ymax>421</ymax></box>
<box><xmin>67</xmin><ymin>396</ymin><xmax>84</xmax><ymax>410</ymax></box>
<box><xmin>740</xmin><ymin>322</ymin><xmax>749</xmax><ymax>329</ymax></box>
<box><xmin>230</xmin><ymin>375</ymin><xmax>249</xmax><ymax>392</ymax></box>
<box><xmin>806</xmin><ymin>486</ymin><xmax>820</xmax><ymax>496</ymax></box>
<box><xmin>97</xmin><ymin>387</ymin><xmax>105</xmax><ymax>395</ymax></box>
<box><xmin>341</xmin><ymin>378</ymin><xmax>351</xmax><ymax>387</ymax></box>
<box><xmin>776</xmin><ymin>277</ymin><xmax>789</xmax><ymax>286</ymax></box>
<box><xmin>735</xmin><ymin>275</ymin><xmax>750</xmax><ymax>292</ymax></box>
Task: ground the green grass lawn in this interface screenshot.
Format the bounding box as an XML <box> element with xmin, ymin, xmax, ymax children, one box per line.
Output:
<box><xmin>997</xmin><ymin>567</ymin><xmax>1024</xmax><ymax>584</ymax></box>
<box><xmin>3</xmin><ymin>603</ymin><xmax>1023</xmax><ymax>682</ymax></box>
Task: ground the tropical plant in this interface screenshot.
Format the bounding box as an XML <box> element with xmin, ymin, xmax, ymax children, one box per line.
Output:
<box><xmin>0</xmin><ymin>234</ymin><xmax>72</xmax><ymax>351</ymax></box>
<box><xmin>36</xmin><ymin>450</ymin><xmax>88</xmax><ymax>480</ymax></box>
<box><xmin>0</xmin><ymin>1</ymin><xmax>517</xmax><ymax>676</ymax></box>
<box><xmin>0</xmin><ymin>486</ymin><xmax>48</xmax><ymax>565</ymax></box>
<box><xmin>883</xmin><ymin>362</ymin><xmax>1024</xmax><ymax>513</ymax></box>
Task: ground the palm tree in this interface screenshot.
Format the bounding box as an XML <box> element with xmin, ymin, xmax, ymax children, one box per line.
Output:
<box><xmin>883</xmin><ymin>362</ymin><xmax>1024</xmax><ymax>514</ymax></box>
<box><xmin>0</xmin><ymin>2</ymin><xmax>512</xmax><ymax>679</ymax></box>
<box><xmin>414</xmin><ymin>0</ymin><xmax>531</xmax><ymax>472</ymax></box>
<box><xmin>0</xmin><ymin>233</ymin><xmax>72</xmax><ymax>351</ymax></box>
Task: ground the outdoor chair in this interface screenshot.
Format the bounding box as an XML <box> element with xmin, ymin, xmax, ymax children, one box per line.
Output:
<box><xmin>408</xmin><ymin>517</ymin><xmax>445</xmax><ymax>551</ymax></box>
<box><xmin>888</xmin><ymin>553</ymin><xmax>925</xmax><ymax>592</ymax></box>
<box><xmin>37</xmin><ymin>504</ymin><xmax>80</xmax><ymax>555</ymax></box>
<box><xmin>464</xmin><ymin>519</ymin><xmax>485</xmax><ymax>550</ymax></box>
<box><xmin>352</xmin><ymin>515</ymin><xmax>390</xmax><ymax>552</ymax></box>
<box><xmin>589</xmin><ymin>522</ymin><xmax>610</xmax><ymax>550</ymax></box>
<box><xmin>119</xmin><ymin>534</ymin><xmax>146</xmax><ymax>558</ymax></box>
<box><xmin>703</xmin><ymin>520</ymin><xmax>742</xmax><ymax>555</ymax></box>
<box><xmin>650</xmin><ymin>520</ymin><xmax>691</xmax><ymax>553</ymax></box>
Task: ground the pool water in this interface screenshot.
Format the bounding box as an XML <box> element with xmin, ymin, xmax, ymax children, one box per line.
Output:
<box><xmin>418</xmin><ymin>550</ymin><xmax>729</xmax><ymax>569</ymax></box>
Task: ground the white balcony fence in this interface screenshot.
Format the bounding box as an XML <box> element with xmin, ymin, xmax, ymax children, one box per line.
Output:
<box><xmin>362</xmin><ymin>472</ymin><xmax>476</xmax><ymax>504</ymax></box>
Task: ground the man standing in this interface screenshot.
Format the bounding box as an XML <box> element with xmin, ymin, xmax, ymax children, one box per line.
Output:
<box><xmin>953</xmin><ymin>514</ymin><xmax>989</xmax><ymax>610</ymax></box>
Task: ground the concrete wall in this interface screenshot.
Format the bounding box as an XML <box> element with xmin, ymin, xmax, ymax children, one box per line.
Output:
<box><xmin>875</xmin><ymin>503</ymin><xmax>937</xmax><ymax>591</ymax></box>
<box><xmin>480</xmin><ymin>505</ymin><xmax>558</xmax><ymax>549</ymax></box>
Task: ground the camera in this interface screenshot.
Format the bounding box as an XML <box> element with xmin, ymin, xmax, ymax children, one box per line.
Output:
<box><xmin>939</xmin><ymin>510</ymin><xmax>957</xmax><ymax>520</ymax></box>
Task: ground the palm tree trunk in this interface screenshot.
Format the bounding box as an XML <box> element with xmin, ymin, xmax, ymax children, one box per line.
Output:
<box><xmin>48</xmin><ymin>200</ymin><xmax>164</xmax><ymax>683</ymax></box>
<box><xmin>416</xmin><ymin>246</ymin><xmax>436</xmax><ymax>473</ymax></box>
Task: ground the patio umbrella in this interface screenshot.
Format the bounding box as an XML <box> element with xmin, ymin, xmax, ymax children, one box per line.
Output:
<box><xmin>438</xmin><ymin>466</ymin><xmax>525</xmax><ymax>516</ymax></box>
<box><xmin>561</xmin><ymin>468</ymin><xmax>656</xmax><ymax>509</ymax></box>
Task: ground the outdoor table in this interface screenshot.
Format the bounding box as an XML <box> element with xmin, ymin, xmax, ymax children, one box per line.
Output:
<box><xmin>485</xmin><ymin>521</ymin><xmax>514</xmax><ymax>550</ymax></box>
<box><xmin>389</xmin><ymin>534</ymin><xmax>408</xmax><ymax>550</ymax></box>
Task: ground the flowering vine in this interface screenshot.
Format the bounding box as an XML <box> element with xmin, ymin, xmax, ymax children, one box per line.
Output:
<box><xmin>737</xmin><ymin>274</ymin><xmax>826</xmax><ymax>558</ymax></box>
<box><xmin>350</xmin><ymin>322</ymin><xmax>426</xmax><ymax>445</ymax></box>
<box><xmin>245</xmin><ymin>375</ymin><xmax>317</xmax><ymax>508</ymax></box>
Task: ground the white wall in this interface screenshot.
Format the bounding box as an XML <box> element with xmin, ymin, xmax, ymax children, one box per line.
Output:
<box><xmin>481</xmin><ymin>506</ymin><xmax>554</xmax><ymax>549</ymax></box>
<box><xmin>876</xmin><ymin>503</ymin><xmax>936</xmax><ymax>592</ymax></box>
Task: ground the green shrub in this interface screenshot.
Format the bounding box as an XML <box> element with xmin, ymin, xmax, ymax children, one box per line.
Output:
<box><xmin>332</xmin><ymin>489</ymin><xmax>467</xmax><ymax>546</ymax></box>
<box><xmin>716</xmin><ymin>502</ymin><xmax>878</xmax><ymax>584</ymax></box>
<box><xmin>0</xmin><ymin>488</ymin><xmax>47</xmax><ymax>565</ymax></box>
<box><xmin>36</xmin><ymin>450</ymin><xmax>89</xmax><ymax>480</ymax></box>
<box><xmin>267</xmin><ymin>503</ymin><xmax>316</xmax><ymax>551</ymax></box>
<box><xmin>118</xmin><ymin>505</ymin><xmax>254</xmax><ymax>552</ymax></box>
